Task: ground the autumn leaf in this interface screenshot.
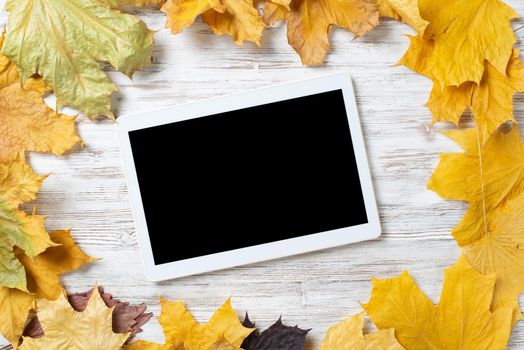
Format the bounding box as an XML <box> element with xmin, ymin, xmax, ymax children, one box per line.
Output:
<box><xmin>202</xmin><ymin>0</ymin><xmax>265</xmax><ymax>45</ymax></box>
<box><xmin>69</xmin><ymin>287</ymin><xmax>152</xmax><ymax>337</ymax></box>
<box><xmin>125</xmin><ymin>297</ymin><xmax>253</xmax><ymax>349</ymax></box>
<box><xmin>399</xmin><ymin>35</ymin><xmax>524</xmax><ymax>138</ymax></box>
<box><xmin>0</xmin><ymin>230</ymin><xmax>94</xmax><ymax>346</ymax></box>
<box><xmin>319</xmin><ymin>312</ymin><xmax>404</xmax><ymax>350</ymax></box>
<box><xmin>281</xmin><ymin>0</ymin><xmax>379</xmax><ymax>65</ymax></box>
<box><xmin>261</xmin><ymin>0</ymin><xmax>290</xmax><ymax>26</ymax></box>
<box><xmin>428</xmin><ymin>126</ymin><xmax>524</xmax><ymax>323</ymax></box>
<box><xmin>464</xmin><ymin>190</ymin><xmax>524</xmax><ymax>324</ymax></box>
<box><xmin>428</xmin><ymin>127</ymin><xmax>524</xmax><ymax>246</ymax></box>
<box><xmin>0</xmin><ymin>287</ymin><xmax>34</xmax><ymax>348</ymax></box>
<box><xmin>24</xmin><ymin>286</ymin><xmax>152</xmax><ymax>340</ymax></box>
<box><xmin>161</xmin><ymin>0</ymin><xmax>264</xmax><ymax>45</ymax></box>
<box><xmin>376</xmin><ymin>0</ymin><xmax>400</xmax><ymax>19</ymax></box>
<box><xmin>2</xmin><ymin>0</ymin><xmax>154</xmax><ymax>119</ymax></box>
<box><xmin>19</xmin><ymin>286</ymin><xmax>130</xmax><ymax>350</ymax></box>
<box><xmin>241</xmin><ymin>315</ymin><xmax>309</xmax><ymax>350</ymax></box>
<box><xmin>418</xmin><ymin>0</ymin><xmax>519</xmax><ymax>87</ymax></box>
<box><xmin>363</xmin><ymin>255</ymin><xmax>513</xmax><ymax>350</ymax></box>
<box><xmin>0</xmin><ymin>31</ymin><xmax>81</xmax><ymax>162</ymax></box>
<box><xmin>20</xmin><ymin>230</ymin><xmax>97</xmax><ymax>301</ymax></box>
<box><xmin>0</xmin><ymin>154</ymin><xmax>54</xmax><ymax>291</ymax></box>
<box><xmin>376</xmin><ymin>0</ymin><xmax>427</xmax><ymax>35</ymax></box>
<box><xmin>428</xmin><ymin>49</ymin><xmax>524</xmax><ymax>138</ymax></box>
<box><xmin>102</xmin><ymin>0</ymin><xmax>165</xmax><ymax>8</ymax></box>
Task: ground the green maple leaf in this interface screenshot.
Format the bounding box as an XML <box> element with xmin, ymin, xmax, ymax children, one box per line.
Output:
<box><xmin>2</xmin><ymin>0</ymin><xmax>155</xmax><ymax>118</ymax></box>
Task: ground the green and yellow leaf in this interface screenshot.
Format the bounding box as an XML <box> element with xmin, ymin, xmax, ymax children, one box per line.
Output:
<box><xmin>3</xmin><ymin>0</ymin><xmax>154</xmax><ymax>118</ymax></box>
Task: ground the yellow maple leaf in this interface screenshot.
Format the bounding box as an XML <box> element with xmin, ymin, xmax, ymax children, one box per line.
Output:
<box><xmin>377</xmin><ymin>0</ymin><xmax>400</xmax><ymax>19</ymax></box>
<box><xmin>465</xmin><ymin>190</ymin><xmax>524</xmax><ymax>324</ymax></box>
<box><xmin>125</xmin><ymin>297</ymin><xmax>253</xmax><ymax>349</ymax></box>
<box><xmin>0</xmin><ymin>154</ymin><xmax>56</xmax><ymax>291</ymax></box>
<box><xmin>376</xmin><ymin>0</ymin><xmax>427</xmax><ymax>35</ymax></box>
<box><xmin>363</xmin><ymin>254</ymin><xmax>513</xmax><ymax>350</ymax></box>
<box><xmin>209</xmin><ymin>338</ymin><xmax>242</xmax><ymax>350</ymax></box>
<box><xmin>162</xmin><ymin>0</ymin><xmax>264</xmax><ymax>45</ymax></box>
<box><xmin>0</xmin><ymin>287</ymin><xmax>34</xmax><ymax>348</ymax></box>
<box><xmin>261</xmin><ymin>2</ymin><xmax>287</xmax><ymax>26</ymax></box>
<box><xmin>319</xmin><ymin>311</ymin><xmax>404</xmax><ymax>350</ymax></box>
<box><xmin>428</xmin><ymin>127</ymin><xmax>524</xmax><ymax>247</ymax></box>
<box><xmin>429</xmin><ymin>126</ymin><xmax>524</xmax><ymax>323</ymax></box>
<box><xmin>19</xmin><ymin>230</ymin><xmax>97</xmax><ymax>301</ymax></box>
<box><xmin>283</xmin><ymin>0</ymin><xmax>378</xmax><ymax>65</ymax></box>
<box><xmin>102</xmin><ymin>0</ymin><xmax>165</xmax><ymax>7</ymax></box>
<box><xmin>19</xmin><ymin>286</ymin><xmax>129</xmax><ymax>350</ymax></box>
<box><xmin>260</xmin><ymin>0</ymin><xmax>290</xmax><ymax>26</ymax></box>
<box><xmin>399</xmin><ymin>35</ymin><xmax>524</xmax><ymax>138</ymax></box>
<box><xmin>418</xmin><ymin>0</ymin><xmax>519</xmax><ymax>87</ymax></box>
<box><xmin>0</xmin><ymin>31</ymin><xmax>81</xmax><ymax>161</ymax></box>
<box><xmin>429</xmin><ymin>50</ymin><xmax>524</xmax><ymax>138</ymax></box>
<box><xmin>0</xmin><ymin>230</ymin><xmax>94</xmax><ymax>347</ymax></box>
<box><xmin>0</xmin><ymin>154</ymin><xmax>44</xmax><ymax>209</ymax></box>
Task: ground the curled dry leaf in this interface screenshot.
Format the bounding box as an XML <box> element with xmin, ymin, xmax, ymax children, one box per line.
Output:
<box><xmin>261</xmin><ymin>0</ymin><xmax>290</xmax><ymax>26</ymax></box>
<box><xmin>2</xmin><ymin>0</ymin><xmax>154</xmax><ymax>119</ymax></box>
<box><xmin>19</xmin><ymin>287</ymin><xmax>130</xmax><ymax>350</ymax></box>
<box><xmin>282</xmin><ymin>0</ymin><xmax>378</xmax><ymax>65</ymax></box>
<box><xmin>241</xmin><ymin>315</ymin><xmax>309</xmax><ymax>350</ymax></box>
<box><xmin>376</xmin><ymin>0</ymin><xmax>427</xmax><ymax>35</ymax></box>
<box><xmin>376</xmin><ymin>0</ymin><xmax>400</xmax><ymax>19</ymax></box>
<box><xmin>0</xmin><ymin>31</ymin><xmax>81</xmax><ymax>162</ymax></box>
<box><xmin>161</xmin><ymin>0</ymin><xmax>264</xmax><ymax>45</ymax></box>
<box><xmin>24</xmin><ymin>286</ymin><xmax>152</xmax><ymax>340</ymax></box>
<box><xmin>418</xmin><ymin>0</ymin><xmax>518</xmax><ymax>87</ymax></box>
<box><xmin>20</xmin><ymin>231</ymin><xmax>97</xmax><ymax>302</ymax></box>
<box><xmin>162</xmin><ymin>0</ymin><xmax>379</xmax><ymax>63</ymax></box>
<box><xmin>125</xmin><ymin>297</ymin><xmax>253</xmax><ymax>349</ymax></box>
<box><xmin>319</xmin><ymin>312</ymin><xmax>404</xmax><ymax>350</ymax></box>
<box><xmin>399</xmin><ymin>35</ymin><xmax>524</xmax><ymax>138</ymax></box>
<box><xmin>363</xmin><ymin>255</ymin><xmax>513</xmax><ymax>350</ymax></box>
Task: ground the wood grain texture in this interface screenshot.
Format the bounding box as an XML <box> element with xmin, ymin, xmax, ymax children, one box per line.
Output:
<box><xmin>1</xmin><ymin>1</ymin><xmax>524</xmax><ymax>348</ymax></box>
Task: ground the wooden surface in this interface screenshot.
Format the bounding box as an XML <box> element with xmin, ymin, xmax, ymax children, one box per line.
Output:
<box><xmin>1</xmin><ymin>2</ymin><xmax>524</xmax><ymax>348</ymax></box>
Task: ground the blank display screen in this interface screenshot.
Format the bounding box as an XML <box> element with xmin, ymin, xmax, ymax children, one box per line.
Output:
<box><xmin>129</xmin><ymin>89</ymin><xmax>368</xmax><ymax>265</ymax></box>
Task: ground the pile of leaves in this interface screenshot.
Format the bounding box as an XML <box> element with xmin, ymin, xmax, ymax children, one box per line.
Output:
<box><xmin>1</xmin><ymin>0</ymin><xmax>523</xmax><ymax>348</ymax></box>
<box><xmin>0</xmin><ymin>30</ymin><xmax>92</xmax><ymax>346</ymax></box>
<box><xmin>20</xmin><ymin>286</ymin><xmax>151</xmax><ymax>349</ymax></box>
<box><xmin>0</xmin><ymin>6</ymin><xmax>154</xmax><ymax>346</ymax></box>
<box><xmin>17</xmin><ymin>291</ymin><xmax>311</xmax><ymax>350</ymax></box>
<box><xmin>358</xmin><ymin>0</ymin><xmax>524</xmax><ymax>349</ymax></box>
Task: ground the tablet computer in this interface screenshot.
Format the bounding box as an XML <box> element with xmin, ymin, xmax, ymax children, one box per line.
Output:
<box><xmin>117</xmin><ymin>73</ymin><xmax>380</xmax><ymax>281</ymax></box>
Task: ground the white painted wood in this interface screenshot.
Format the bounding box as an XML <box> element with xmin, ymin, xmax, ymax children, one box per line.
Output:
<box><xmin>1</xmin><ymin>2</ymin><xmax>524</xmax><ymax>348</ymax></box>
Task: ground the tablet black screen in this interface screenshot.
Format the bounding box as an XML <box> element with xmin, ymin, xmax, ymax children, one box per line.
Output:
<box><xmin>129</xmin><ymin>89</ymin><xmax>368</xmax><ymax>265</ymax></box>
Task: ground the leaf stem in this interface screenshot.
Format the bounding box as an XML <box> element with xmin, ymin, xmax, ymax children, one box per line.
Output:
<box><xmin>475</xmin><ymin>126</ymin><xmax>489</xmax><ymax>237</ymax></box>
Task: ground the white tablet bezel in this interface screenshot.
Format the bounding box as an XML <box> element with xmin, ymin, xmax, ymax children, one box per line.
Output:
<box><xmin>117</xmin><ymin>73</ymin><xmax>381</xmax><ymax>281</ymax></box>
